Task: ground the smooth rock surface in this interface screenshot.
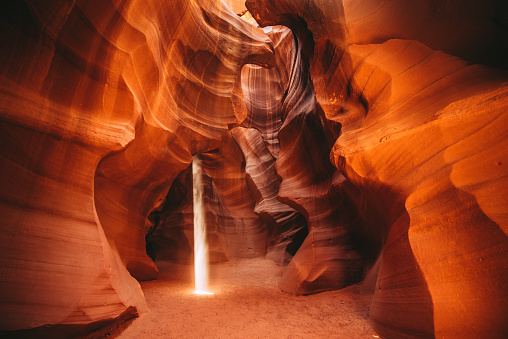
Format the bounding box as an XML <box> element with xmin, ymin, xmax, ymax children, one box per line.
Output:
<box><xmin>0</xmin><ymin>0</ymin><xmax>274</xmax><ymax>333</ymax></box>
<box><xmin>1</xmin><ymin>0</ymin><xmax>507</xmax><ymax>337</ymax></box>
<box><xmin>247</xmin><ymin>0</ymin><xmax>508</xmax><ymax>337</ymax></box>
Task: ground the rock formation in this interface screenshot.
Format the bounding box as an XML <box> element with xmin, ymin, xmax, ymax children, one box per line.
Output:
<box><xmin>1</xmin><ymin>0</ymin><xmax>507</xmax><ymax>338</ymax></box>
<box><xmin>0</xmin><ymin>0</ymin><xmax>273</xmax><ymax>335</ymax></box>
<box><xmin>246</xmin><ymin>0</ymin><xmax>508</xmax><ymax>337</ymax></box>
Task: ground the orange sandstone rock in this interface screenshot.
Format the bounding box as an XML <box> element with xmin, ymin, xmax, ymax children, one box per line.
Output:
<box><xmin>247</xmin><ymin>0</ymin><xmax>508</xmax><ymax>337</ymax></box>
<box><xmin>1</xmin><ymin>0</ymin><xmax>508</xmax><ymax>337</ymax></box>
<box><xmin>0</xmin><ymin>0</ymin><xmax>274</xmax><ymax>333</ymax></box>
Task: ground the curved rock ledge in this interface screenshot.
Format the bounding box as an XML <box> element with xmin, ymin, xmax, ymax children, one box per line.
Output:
<box><xmin>1</xmin><ymin>0</ymin><xmax>507</xmax><ymax>337</ymax></box>
<box><xmin>247</xmin><ymin>0</ymin><xmax>508</xmax><ymax>337</ymax></box>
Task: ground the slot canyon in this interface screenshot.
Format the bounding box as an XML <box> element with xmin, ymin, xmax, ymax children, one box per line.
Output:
<box><xmin>1</xmin><ymin>0</ymin><xmax>507</xmax><ymax>338</ymax></box>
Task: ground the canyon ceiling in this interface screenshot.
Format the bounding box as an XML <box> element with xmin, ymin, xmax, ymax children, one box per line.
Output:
<box><xmin>0</xmin><ymin>0</ymin><xmax>507</xmax><ymax>338</ymax></box>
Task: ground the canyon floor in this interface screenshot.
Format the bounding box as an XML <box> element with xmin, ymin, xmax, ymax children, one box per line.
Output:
<box><xmin>109</xmin><ymin>258</ymin><xmax>379</xmax><ymax>338</ymax></box>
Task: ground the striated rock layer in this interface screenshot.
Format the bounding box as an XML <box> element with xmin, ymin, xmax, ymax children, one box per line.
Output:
<box><xmin>200</xmin><ymin>132</ymin><xmax>268</xmax><ymax>259</ymax></box>
<box><xmin>147</xmin><ymin>23</ymin><xmax>310</xmax><ymax>266</ymax></box>
<box><xmin>1</xmin><ymin>0</ymin><xmax>508</xmax><ymax>337</ymax></box>
<box><xmin>238</xmin><ymin>24</ymin><xmax>309</xmax><ymax>264</ymax></box>
<box><xmin>247</xmin><ymin>0</ymin><xmax>508</xmax><ymax>337</ymax></box>
<box><xmin>0</xmin><ymin>0</ymin><xmax>274</xmax><ymax>334</ymax></box>
<box><xmin>270</xmin><ymin>22</ymin><xmax>378</xmax><ymax>295</ymax></box>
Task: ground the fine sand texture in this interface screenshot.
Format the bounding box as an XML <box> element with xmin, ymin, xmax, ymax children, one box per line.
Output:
<box><xmin>113</xmin><ymin>258</ymin><xmax>379</xmax><ymax>338</ymax></box>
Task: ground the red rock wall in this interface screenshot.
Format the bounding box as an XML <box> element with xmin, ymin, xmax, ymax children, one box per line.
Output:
<box><xmin>0</xmin><ymin>0</ymin><xmax>274</xmax><ymax>334</ymax></box>
<box><xmin>146</xmin><ymin>23</ymin><xmax>309</xmax><ymax>266</ymax></box>
<box><xmin>237</xmin><ymin>25</ymin><xmax>309</xmax><ymax>264</ymax></box>
<box><xmin>1</xmin><ymin>0</ymin><xmax>508</xmax><ymax>337</ymax></box>
<box><xmin>273</xmin><ymin>32</ymin><xmax>375</xmax><ymax>295</ymax></box>
<box><xmin>144</xmin><ymin>165</ymin><xmax>194</xmax><ymax>263</ymax></box>
<box><xmin>247</xmin><ymin>0</ymin><xmax>508</xmax><ymax>337</ymax></box>
<box><xmin>200</xmin><ymin>132</ymin><xmax>268</xmax><ymax>259</ymax></box>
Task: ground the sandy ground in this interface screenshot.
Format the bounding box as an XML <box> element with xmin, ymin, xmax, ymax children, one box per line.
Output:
<box><xmin>114</xmin><ymin>258</ymin><xmax>379</xmax><ymax>338</ymax></box>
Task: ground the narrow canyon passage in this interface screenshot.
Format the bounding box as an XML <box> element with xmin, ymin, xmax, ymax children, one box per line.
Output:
<box><xmin>116</xmin><ymin>259</ymin><xmax>377</xmax><ymax>338</ymax></box>
<box><xmin>1</xmin><ymin>0</ymin><xmax>507</xmax><ymax>338</ymax></box>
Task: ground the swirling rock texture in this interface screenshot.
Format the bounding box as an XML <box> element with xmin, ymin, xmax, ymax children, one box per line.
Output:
<box><xmin>0</xmin><ymin>0</ymin><xmax>273</xmax><ymax>335</ymax></box>
<box><xmin>261</xmin><ymin>16</ymin><xmax>378</xmax><ymax>296</ymax></box>
<box><xmin>232</xmin><ymin>127</ymin><xmax>308</xmax><ymax>265</ymax></box>
<box><xmin>146</xmin><ymin>22</ymin><xmax>309</xmax><ymax>266</ymax></box>
<box><xmin>1</xmin><ymin>0</ymin><xmax>508</xmax><ymax>338</ymax></box>
<box><xmin>199</xmin><ymin>132</ymin><xmax>268</xmax><ymax>259</ymax></box>
<box><xmin>237</xmin><ymin>24</ymin><xmax>309</xmax><ymax>265</ymax></box>
<box><xmin>246</xmin><ymin>0</ymin><xmax>508</xmax><ymax>338</ymax></box>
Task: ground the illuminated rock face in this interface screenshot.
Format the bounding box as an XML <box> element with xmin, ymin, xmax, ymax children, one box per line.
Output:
<box><xmin>246</xmin><ymin>0</ymin><xmax>508</xmax><ymax>337</ymax></box>
<box><xmin>146</xmin><ymin>24</ymin><xmax>307</xmax><ymax>265</ymax></box>
<box><xmin>0</xmin><ymin>0</ymin><xmax>273</xmax><ymax>334</ymax></box>
<box><xmin>1</xmin><ymin>0</ymin><xmax>508</xmax><ymax>338</ymax></box>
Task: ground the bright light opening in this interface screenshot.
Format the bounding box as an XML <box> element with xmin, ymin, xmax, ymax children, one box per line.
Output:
<box><xmin>193</xmin><ymin>155</ymin><xmax>214</xmax><ymax>295</ymax></box>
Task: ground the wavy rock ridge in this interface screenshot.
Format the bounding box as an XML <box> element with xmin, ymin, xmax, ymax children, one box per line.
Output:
<box><xmin>246</xmin><ymin>0</ymin><xmax>508</xmax><ymax>337</ymax></box>
<box><xmin>0</xmin><ymin>0</ymin><xmax>273</xmax><ymax>334</ymax></box>
<box><xmin>1</xmin><ymin>0</ymin><xmax>508</xmax><ymax>338</ymax></box>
